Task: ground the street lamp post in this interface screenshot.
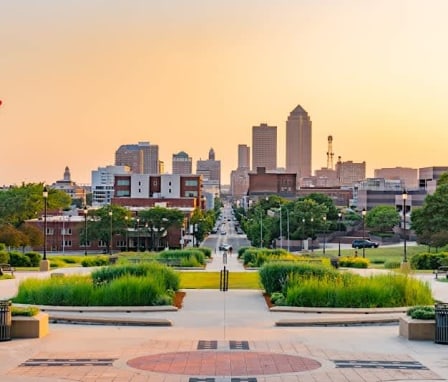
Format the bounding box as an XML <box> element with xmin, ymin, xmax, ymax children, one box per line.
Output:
<box><xmin>136</xmin><ymin>218</ymin><xmax>140</xmax><ymax>251</ymax></box>
<box><xmin>124</xmin><ymin>216</ymin><xmax>129</xmax><ymax>252</ymax></box>
<box><xmin>83</xmin><ymin>206</ymin><xmax>88</xmax><ymax>255</ymax></box>
<box><xmin>39</xmin><ymin>186</ymin><xmax>50</xmax><ymax>271</ymax></box>
<box><xmin>286</xmin><ymin>209</ymin><xmax>290</xmax><ymax>253</ymax></box>
<box><xmin>279</xmin><ymin>206</ymin><xmax>283</xmax><ymax>249</ymax></box>
<box><xmin>310</xmin><ymin>217</ymin><xmax>314</xmax><ymax>253</ymax></box>
<box><xmin>323</xmin><ymin>215</ymin><xmax>327</xmax><ymax>255</ymax></box>
<box><xmin>108</xmin><ymin>210</ymin><xmax>113</xmax><ymax>255</ymax></box>
<box><xmin>302</xmin><ymin>218</ymin><xmax>305</xmax><ymax>251</ymax></box>
<box><xmin>402</xmin><ymin>190</ymin><xmax>408</xmax><ymax>263</ymax></box>
<box><xmin>338</xmin><ymin>212</ymin><xmax>342</xmax><ymax>257</ymax></box>
<box><xmin>362</xmin><ymin>208</ymin><xmax>367</xmax><ymax>258</ymax></box>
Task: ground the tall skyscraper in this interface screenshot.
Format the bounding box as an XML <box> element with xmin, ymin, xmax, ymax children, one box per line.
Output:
<box><xmin>115</xmin><ymin>141</ymin><xmax>159</xmax><ymax>175</ymax></box>
<box><xmin>252</xmin><ymin>123</ymin><xmax>277</xmax><ymax>172</ymax></box>
<box><xmin>172</xmin><ymin>151</ymin><xmax>192</xmax><ymax>174</ymax></box>
<box><xmin>286</xmin><ymin>105</ymin><xmax>312</xmax><ymax>179</ymax></box>
<box><xmin>238</xmin><ymin>144</ymin><xmax>250</xmax><ymax>170</ymax></box>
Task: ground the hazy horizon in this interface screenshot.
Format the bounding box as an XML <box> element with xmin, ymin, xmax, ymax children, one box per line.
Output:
<box><xmin>2</xmin><ymin>1</ymin><xmax>448</xmax><ymax>186</ymax></box>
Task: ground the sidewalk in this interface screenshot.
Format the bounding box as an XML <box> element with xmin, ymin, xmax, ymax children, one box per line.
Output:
<box><xmin>0</xmin><ymin>253</ymin><xmax>448</xmax><ymax>381</ymax></box>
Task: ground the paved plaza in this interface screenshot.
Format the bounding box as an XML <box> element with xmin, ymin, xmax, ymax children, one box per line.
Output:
<box><xmin>1</xmin><ymin>251</ymin><xmax>448</xmax><ymax>381</ymax></box>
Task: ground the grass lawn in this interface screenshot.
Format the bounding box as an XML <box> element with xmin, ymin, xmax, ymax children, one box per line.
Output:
<box><xmin>179</xmin><ymin>271</ymin><xmax>261</xmax><ymax>289</ymax></box>
<box><xmin>319</xmin><ymin>245</ymin><xmax>428</xmax><ymax>269</ymax></box>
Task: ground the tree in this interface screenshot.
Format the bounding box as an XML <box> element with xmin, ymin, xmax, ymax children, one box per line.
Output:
<box><xmin>411</xmin><ymin>183</ymin><xmax>448</xmax><ymax>247</ymax></box>
<box><xmin>0</xmin><ymin>224</ymin><xmax>28</xmax><ymax>249</ymax></box>
<box><xmin>138</xmin><ymin>207</ymin><xmax>184</xmax><ymax>250</ymax></box>
<box><xmin>365</xmin><ymin>206</ymin><xmax>400</xmax><ymax>234</ymax></box>
<box><xmin>0</xmin><ymin>183</ymin><xmax>71</xmax><ymax>227</ymax></box>
<box><xmin>86</xmin><ymin>205</ymin><xmax>130</xmax><ymax>253</ymax></box>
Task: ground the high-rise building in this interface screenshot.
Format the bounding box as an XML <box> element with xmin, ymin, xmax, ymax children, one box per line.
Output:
<box><xmin>252</xmin><ymin>123</ymin><xmax>277</xmax><ymax>171</ymax></box>
<box><xmin>286</xmin><ymin>105</ymin><xmax>312</xmax><ymax>180</ymax></box>
<box><xmin>238</xmin><ymin>144</ymin><xmax>250</xmax><ymax>170</ymax></box>
<box><xmin>115</xmin><ymin>142</ymin><xmax>159</xmax><ymax>175</ymax></box>
<box><xmin>197</xmin><ymin>148</ymin><xmax>221</xmax><ymax>193</ymax></box>
<box><xmin>172</xmin><ymin>151</ymin><xmax>192</xmax><ymax>175</ymax></box>
<box><xmin>115</xmin><ymin>145</ymin><xmax>143</xmax><ymax>173</ymax></box>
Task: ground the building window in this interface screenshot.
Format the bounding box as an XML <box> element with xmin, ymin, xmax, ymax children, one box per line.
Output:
<box><xmin>63</xmin><ymin>240</ymin><xmax>72</xmax><ymax>247</ymax></box>
<box><xmin>116</xmin><ymin>190</ymin><xmax>130</xmax><ymax>197</ymax></box>
<box><xmin>169</xmin><ymin>181</ymin><xmax>172</xmax><ymax>186</ymax></box>
<box><xmin>47</xmin><ymin>228</ymin><xmax>54</xmax><ymax>235</ymax></box>
<box><xmin>169</xmin><ymin>188</ymin><xmax>172</xmax><ymax>193</ymax></box>
<box><xmin>186</xmin><ymin>191</ymin><xmax>198</xmax><ymax>197</ymax></box>
<box><xmin>185</xmin><ymin>180</ymin><xmax>198</xmax><ymax>186</ymax></box>
<box><xmin>117</xmin><ymin>179</ymin><xmax>130</xmax><ymax>186</ymax></box>
<box><xmin>99</xmin><ymin>240</ymin><xmax>107</xmax><ymax>247</ymax></box>
<box><xmin>61</xmin><ymin>228</ymin><xmax>72</xmax><ymax>235</ymax></box>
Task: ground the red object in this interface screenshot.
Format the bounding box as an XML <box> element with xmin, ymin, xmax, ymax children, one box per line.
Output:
<box><xmin>0</xmin><ymin>100</ymin><xmax>2</xmax><ymax>106</ymax></box>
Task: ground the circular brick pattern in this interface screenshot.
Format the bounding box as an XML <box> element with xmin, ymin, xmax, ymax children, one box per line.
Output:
<box><xmin>127</xmin><ymin>351</ymin><xmax>321</xmax><ymax>376</ymax></box>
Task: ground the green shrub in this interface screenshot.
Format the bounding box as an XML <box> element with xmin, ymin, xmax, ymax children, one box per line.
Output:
<box><xmin>284</xmin><ymin>273</ymin><xmax>433</xmax><ymax>308</ymax></box>
<box><xmin>259</xmin><ymin>262</ymin><xmax>336</xmax><ymax>295</ymax></box>
<box><xmin>24</xmin><ymin>252</ymin><xmax>41</xmax><ymax>267</ymax></box>
<box><xmin>158</xmin><ymin>249</ymin><xmax>205</xmax><ymax>267</ymax></box>
<box><xmin>370</xmin><ymin>258</ymin><xmax>385</xmax><ymax>264</ymax></box>
<box><xmin>338</xmin><ymin>256</ymin><xmax>370</xmax><ymax>268</ymax></box>
<box><xmin>0</xmin><ymin>243</ymin><xmax>6</xmax><ymax>251</ymax></box>
<box><xmin>270</xmin><ymin>292</ymin><xmax>287</xmax><ymax>306</ymax></box>
<box><xmin>11</xmin><ymin>306</ymin><xmax>40</xmax><ymax>316</ymax></box>
<box><xmin>0</xmin><ymin>251</ymin><xmax>9</xmax><ymax>263</ymax></box>
<box><xmin>407</xmin><ymin>305</ymin><xmax>435</xmax><ymax>320</ymax></box>
<box><xmin>196</xmin><ymin>247</ymin><xmax>212</xmax><ymax>258</ymax></box>
<box><xmin>91</xmin><ymin>263</ymin><xmax>179</xmax><ymax>291</ymax></box>
<box><xmin>13</xmin><ymin>270</ymin><xmax>178</xmax><ymax>307</ymax></box>
<box><xmin>410</xmin><ymin>252</ymin><xmax>448</xmax><ymax>270</ymax></box>
<box><xmin>238</xmin><ymin>246</ymin><xmax>253</xmax><ymax>259</ymax></box>
<box><xmin>9</xmin><ymin>251</ymin><xmax>31</xmax><ymax>267</ymax></box>
<box><xmin>81</xmin><ymin>256</ymin><xmax>110</xmax><ymax>267</ymax></box>
<box><xmin>384</xmin><ymin>260</ymin><xmax>401</xmax><ymax>269</ymax></box>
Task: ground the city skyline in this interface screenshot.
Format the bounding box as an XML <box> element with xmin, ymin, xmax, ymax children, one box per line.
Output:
<box><xmin>2</xmin><ymin>1</ymin><xmax>448</xmax><ymax>186</ymax></box>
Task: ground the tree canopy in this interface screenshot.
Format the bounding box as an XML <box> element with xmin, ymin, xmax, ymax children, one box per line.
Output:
<box><xmin>365</xmin><ymin>205</ymin><xmax>400</xmax><ymax>233</ymax></box>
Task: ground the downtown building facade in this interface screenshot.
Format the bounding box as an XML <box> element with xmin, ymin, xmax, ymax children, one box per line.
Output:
<box><xmin>172</xmin><ymin>151</ymin><xmax>193</xmax><ymax>175</ymax></box>
<box><xmin>230</xmin><ymin>144</ymin><xmax>251</xmax><ymax>198</ymax></box>
<box><xmin>286</xmin><ymin>105</ymin><xmax>312</xmax><ymax>182</ymax></box>
<box><xmin>252</xmin><ymin>123</ymin><xmax>277</xmax><ymax>172</ymax></box>
<box><xmin>115</xmin><ymin>141</ymin><xmax>159</xmax><ymax>175</ymax></box>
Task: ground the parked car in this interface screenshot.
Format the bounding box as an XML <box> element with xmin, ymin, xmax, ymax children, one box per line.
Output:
<box><xmin>351</xmin><ymin>239</ymin><xmax>379</xmax><ymax>249</ymax></box>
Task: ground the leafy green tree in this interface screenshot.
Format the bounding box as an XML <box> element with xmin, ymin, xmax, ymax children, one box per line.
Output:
<box><xmin>0</xmin><ymin>224</ymin><xmax>27</xmax><ymax>249</ymax></box>
<box><xmin>0</xmin><ymin>183</ymin><xmax>71</xmax><ymax>227</ymax></box>
<box><xmin>365</xmin><ymin>206</ymin><xmax>400</xmax><ymax>233</ymax></box>
<box><xmin>138</xmin><ymin>207</ymin><xmax>184</xmax><ymax>250</ymax></box>
<box><xmin>412</xmin><ymin>183</ymin><xmax>448</xmax><ymax>247</ymax></box>
<box><xmin>86</xmin><ymin>205</ymin><xmax>130</xmax><ymax>253</ymax></box>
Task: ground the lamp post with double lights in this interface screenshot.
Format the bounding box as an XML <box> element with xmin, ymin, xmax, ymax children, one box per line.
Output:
<box><xmin>338</xmin><ymin>212</ymin><xmax>342</xmax><ymax>257</ymax></box>
<box><xmin>279</xmin><ymin>205</ymin><xmax>283</xmax><ymax>250</ymax></box>
<box><xmin>362</xmin><ymin>208</ymin><xmax>367</xmax><ymax>258</ymax></box>
<box><xmin>83</xmin><ymin>206</ymin><xmax>88</xmax><ymax>255</ymax></box>
<box><xmin>108</xmin><ymin>210</ymin><xmax>113</xmax><ymax>255</ymax></box>
<box><xmin>39</xmin><ymin>186</ymin><xmax>50</xmax><ymax>271</ymax></box>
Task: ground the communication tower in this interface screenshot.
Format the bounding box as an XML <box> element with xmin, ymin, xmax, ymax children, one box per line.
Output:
<box><xmin>326</xmin><ymin>135</ymin><xmax>334</xmax><ymax>169</ymax></box>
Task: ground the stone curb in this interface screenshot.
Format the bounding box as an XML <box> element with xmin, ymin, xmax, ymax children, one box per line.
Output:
<box><xmin>49</xmin><ymin>313</ymin><xmax>172</xmax><ymax>326</ymax></box>
<box><xmin>270</xmin><ymin>306</ymin><xmax>408</xmax><ymax>314</ymax></box>
<box><xmin>276</xmin><ymin>313</ymin><xmax>402</xmax><ymax>327</ymax></box>
<box><xmin>13</xmin><ymin>303</ymin><xmax>177</xmax><ymax>313</ymax></box>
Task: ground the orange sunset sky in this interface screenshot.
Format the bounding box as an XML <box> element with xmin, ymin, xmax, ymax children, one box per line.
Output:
<box><xmin>2</xmin><ymin>0</ymin><xmax>448</xmax><ymax>186</ymax></box>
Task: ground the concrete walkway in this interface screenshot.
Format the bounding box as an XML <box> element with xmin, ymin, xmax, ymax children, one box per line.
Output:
<box><xmin>1</xmin><ymin>253</ymin><xmax>448</xmax><ymax>381</ymax></box>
